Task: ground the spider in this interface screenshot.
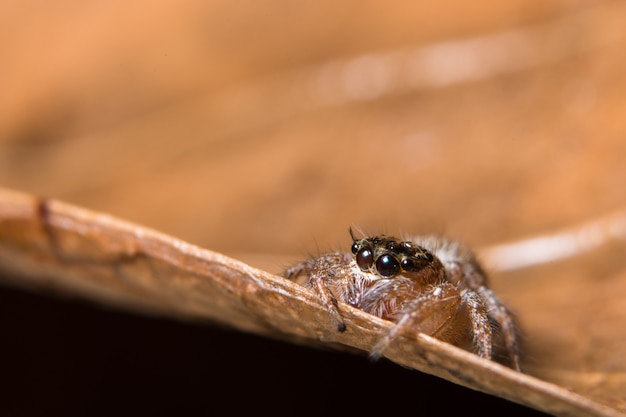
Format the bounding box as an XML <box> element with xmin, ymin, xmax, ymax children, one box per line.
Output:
<box><xmin>282</xmin><ymin>229</ymin><xmax>521</xmax><ymax>371</ymax></box>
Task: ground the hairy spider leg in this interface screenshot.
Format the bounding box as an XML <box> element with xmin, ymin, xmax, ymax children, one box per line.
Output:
<box><xmin>477</xmin><ymin>287</ymin><xmax>522</xmax><ymax>371</ymax></box>
<box><xmin>369</xmin><ymin>283</ymin><xmax>466</xmax><ymax>358</ymax></box>
<box><xmin>461</xmin><ymin>289</ymin><xmax>493</xmax><ymax>360</ymax></box>
<box><xmin>283</xmin><ymin>259</ymin><xmax>347</xmax><ymax>332</ymax></box>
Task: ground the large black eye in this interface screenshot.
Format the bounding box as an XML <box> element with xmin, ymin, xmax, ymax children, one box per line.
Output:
<box><xmin>356</xmin><ymin>248</ymin><xmax>374</xmax><ymax>270</ymax></box>
<box><xmin>375</xmin><ymin>254</ymin><xmax>400</xmax><ymax>277</ymax></box>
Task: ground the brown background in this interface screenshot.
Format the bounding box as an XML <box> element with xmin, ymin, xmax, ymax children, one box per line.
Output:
<box><xmin>1</xmin><ymin>1</ymin><xmax>625</xmax><ymax>415</ymax></box>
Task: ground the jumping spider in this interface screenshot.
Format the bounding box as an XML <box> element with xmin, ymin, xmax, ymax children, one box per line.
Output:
<box><xmin>283</xmin><ymin>229</ymin><xmax>521</xmax><ymax>371</ymax></box>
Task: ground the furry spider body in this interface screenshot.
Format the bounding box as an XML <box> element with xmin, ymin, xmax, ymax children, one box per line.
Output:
<box><xmin>283</xmin><ymin>230</ymin><xmax>521</xmax><ymax>371</ymax></box>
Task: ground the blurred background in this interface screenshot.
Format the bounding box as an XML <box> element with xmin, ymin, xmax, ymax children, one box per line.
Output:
<box><xmin>1</xmin><ymin>1</ymin><xmax>626</xmax><ymax>415</ymax></box>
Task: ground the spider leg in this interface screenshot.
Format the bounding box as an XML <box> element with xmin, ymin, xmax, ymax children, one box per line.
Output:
<box><xmin>308</xmin><ymin>271</ymin><xmax>347</xmax><ymax>332</ymax></box>
<box><xmin>461</xmin><ymin>289</ymin><xmax>493</xmax><ymax>360</ymax></box>
<box><xmin>370</xmin><ymin>284</ymin><xmax>462</xmax><ymax>359</ymax></box>
<box><xmin>477</xmin><ymin>287</ymin><xmax>522</xmax><ymax>371</ymax></box>
<box><xmin>282</xmin><ymin>259</ymin><xmax>314</xmax><ymax>281</ymax></box>
<box><xmin>282</xmin><ymin>254</ymin><xmax>350</xmax><ymax>332</ymax></box>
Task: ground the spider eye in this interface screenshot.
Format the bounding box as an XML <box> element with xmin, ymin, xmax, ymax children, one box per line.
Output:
<box><xmin>386</xmin><ymin>241</ymin><xmax>398</xmax><ymax>251</ymax></box>
<box><xmin>356</xmin><ymin>248</ymin><xmax>374</xmax><ymax>270</ymax></box>
<box><xmin>351</xmin><ymin>242</ymin><xmax>359</xmax><ymax>254</ymax></box>
<box><xmin>375</xmin><ymin>254</ymin><xmax>400</xmax><ymax>277</ymax></box>
<box><xmin>400</xmin><ymin>258</ymin><xmax>418</xmax><ymax>272</ymax></box>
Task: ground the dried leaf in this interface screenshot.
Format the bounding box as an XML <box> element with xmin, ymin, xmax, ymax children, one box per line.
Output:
<box><xmin>2</xmin><ymin>2</ymin><xmax>626</xmax><ymax>416</ymax></box>
<box><xmin>0</xmin><ymin>187</ymin><xmax>623</xmax><ymax>417</ymax></box>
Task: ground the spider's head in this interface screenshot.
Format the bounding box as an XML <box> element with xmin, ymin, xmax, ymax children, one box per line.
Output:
<box><xmin>349</xmin><ymin>228</ymin><xmax>436</xmax><ymax>279</ymax></box>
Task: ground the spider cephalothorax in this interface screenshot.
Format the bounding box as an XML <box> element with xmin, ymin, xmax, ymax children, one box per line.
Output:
<box><xmin>283</xmin><ymin>229</ymin><xmax>522</xmax><ymax>371</ymax></box>
<box><xmin>349</xmin><ymin>230</ymin><xmax>443</xmax><ymax>281</ymax></box>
